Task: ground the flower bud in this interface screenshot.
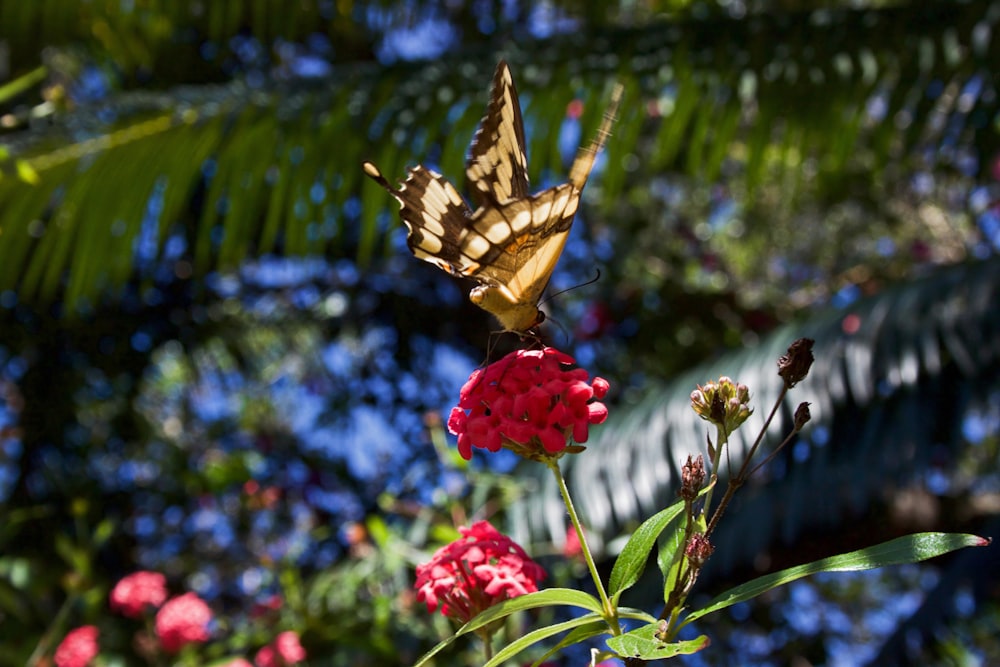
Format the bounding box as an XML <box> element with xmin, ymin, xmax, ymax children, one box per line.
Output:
<box><xmin>680</xmin><ymin>454</ymin><xmax>706</xmax><ymax>501</ymax></box>
<box><xmin>794</xmin><ymin>402</ymin><xmax>812</xmax><ymax>431</ymax></box>
<box><xmin>691</xmin><ymin>377</ymin><xmax>752</xmax><ymax>433</ymax></box>
<box><xmin>778</xmin><ymin>338</ymin><xmax>814</xmax><ymax>388</ymax></box>
<box><xmin>684</xmin><ymin>533</ymin><xmax>714</xmax><ymax>568</ymax></box>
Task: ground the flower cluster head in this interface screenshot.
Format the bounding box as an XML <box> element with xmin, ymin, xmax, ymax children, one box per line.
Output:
<box><xmin>54</xmin><ymin>626</ymin><xmax>99</xmax><ymax>667</ymax></box>
<box><xmin>255</xmin><ymin>630</ymin><xmax>307</xmax><ymax>667</ymax></box>
<box><xmin>110</xmin><ymin>570</ymin><xmax>168</xmax><ymax>618</ymax></box>
<box><xmin>448</xmin><ymin>348</ymin><xmax>609</xmax><ymax>461</ymax></box>
<box><xmin>415</xmin><ymin>521</ymin><xmax>546</xmax><ymax>625</ymax></box>
<box><xmin>690</xmin><ymin>376</ymin><xmax>751</xmax><ymax>434</ymax></box>
<box><xmin>155</xmin><ymin>592</ymin><xmax>213</xmax><ymax>653</ymax></box>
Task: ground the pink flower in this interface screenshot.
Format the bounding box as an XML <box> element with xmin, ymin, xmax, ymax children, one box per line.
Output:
<box><xmin>448</xmin><ymin>348</ymin><xmax>609</xmax><ymax>461</ymax></box>
<box><xmin>274</xmin><ymin>632</ymin><xmax>306</xmax><ymax>663</ymax></box>
<box><xmin>54</xmin><ymin>625</ymin><xmax>99</xmax><ymax>667</ymax></box>
<box><xmin>255</xmin><ymin>646</ymin><xmax>280</xmax><ymax>667</ymax></box>
<box><xmin>250</xmin><ymin>593</ymin><xmax>283</xmax><ymax>619</ymax></box>
<box><xmin>110</xmin><ymin>571</ymin><xmax>168</xmax><ymax>618</ymax></box>
<box><xmin>414</xmin><ymin>521</ymin><xmax>546</xmax><ymax>625</ymax></box>
<box><xmin>255</xmin><ymin>631</ymin><xmax>306</xmax><ymax>666</ymax></box>
<box><xmin>155</xmin><ymin>592</ymin><xmax>212</xmax><ymax>653</ymax></box>
<box><xmin>223</xmin><ymin>660</ymin><xmax>254</xmax><ymax>667</ymax></box>
<box><xmin>563</xmin><ymin>525</ymin><xmax>583</xmax><ymax>559</ymax></box>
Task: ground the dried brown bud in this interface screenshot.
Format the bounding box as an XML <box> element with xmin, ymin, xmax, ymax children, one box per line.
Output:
<box><xmin>778</xmin><ymin>338</ymin><xmax>815</xmax><ymax>388</ymax></box>
<box><xmin>794</xmin><ymin>402</ymin><xmax>812</xmax><ymax>430</ymax></box>
<box><xmin>680</xmin><ymin>454</ymin><xmax>706</xmax><ymax>501</ymax></box>
<box><xmin>685</xmin><ymin>533</ymin><xmax>714</xmax><ymax>568</ymax></box>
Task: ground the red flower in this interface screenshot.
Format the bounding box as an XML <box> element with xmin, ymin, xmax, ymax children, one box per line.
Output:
<box><xmin>54</xmin><ymin>625</ymin><xmax>99</xmax><ymax>667</ymax></box>
<box><xmin>414</xmin><ymin>521</ymin><xmax>546</xmax><ymax>625</ymax></box>
<box><xmin>250</xmin><ymin>593</ymin><xmax>283</xmax><ymax>619</ymax></box>
<box><xmin>155</xmin><ymin>592</ymin><xmax>212</xmax><ymax>653</ymax></box>
<box><xmin>563</xmin><ymin>524</ymin><xmax>584</xmax><ymax>560</ymax></box>
<box><xmin>255</xmin><ymin>646</ymin><xmax>280</xmax><ymax>667</ymax></box>
<box><xmin>109</xmin><ymin>571</ymin><xmax>168</xmax><ymax>618</ymax></box>
<box><xmin>255</xmin><ymin>631</ymin><xmax>306</xmax><ymax>667</ymax></box>
<box><xmin>448</xmin><ymin>348</ymin><xmax>609</xmax><ymax>461</ymax></box>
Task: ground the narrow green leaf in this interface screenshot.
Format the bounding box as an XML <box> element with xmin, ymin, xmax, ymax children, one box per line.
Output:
<box><xmin>608</xmin><ymin>501</ymin><xmax>686</xmax><ymax>600</ymax></box>
<box><xmin>92</xmin><ymin>518</ymin><xmax>116</xmax><ymax>547</ymax></box>
<box><xmin>485</xmin><ymin>613</ymin><xmax>604</xmax><ymax>667</ymax></box>
<box><xmin>605</xmin><ymin>622</ymin><xmax>710</xmax><ymax>660</ymax></box>
<box><xmin>14</xmin><ymin>160</ymin><xmax>40</xmax><ymax>185</ymax></box>
<box><xmin>412</xmin><ymin>589</ymin><xmax>604</xmax><ymax>667</ymax></box>
<box><xmin>609</xmin><ymin>484</ymin><xmax>712</xmax><ymax>601</ymax></box>
<box><xmin>524</xmin><ymin>605</ymin><xmax>659</xmax><ymax>666</ymax></box>
<box><xmin>0</xmin><ymin>65</ymin><xmax>47</xmax><ymax>104</ymax></box>
<box><xmin>530</xmin><ymin>620</ymin><xmax>611</xmax><ymax>666</ymax></box>
<box><xmin>682</xmin><ymin>532</ymin><xmax>988</xmax><ymax>627</ymax></box>
<box><xmin>617</xmin><ymin>607</ymin><xmax>660</xmax><ymax>624</ymax></box>
<box><xmin>657</xmin><ymin>514</ymin><xmax>688</xmax><ymax>603</ymax></box>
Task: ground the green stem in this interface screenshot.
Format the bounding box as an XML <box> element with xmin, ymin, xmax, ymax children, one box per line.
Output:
<box><xmin>700</xmin><ymin>424</ymin><xmax>727</xmax><ymax>520</ymax></box>
<box><xmin>547</xmin><ymin>459</ymin><xmax>618</xmax><ymax>631</ymax></box>
<box><xmin>25</xmin><ymin>593</ymin><xmax>75</xmax><ymax>667</ymax></box>
<box><xmin>478</xmin><ymin>628</ymin><xmax>494</xmax><ymax>662</ymax></box>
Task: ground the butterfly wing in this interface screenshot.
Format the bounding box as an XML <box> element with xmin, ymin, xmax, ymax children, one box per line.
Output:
<box><xmin>464</xmin><ymin>185</ymin><xmax>580</xmax><ymax>332</ymax></box>
<box><xmin>362</xmin><ymin>162</ymin><xmax>479</xmax><ymax>277</ymax></box>
<box><xmin>466</xmin><ymin>60</ymin><xmax>530</xmax><ymax>207</ymax></box>
<box><xmin>462</xmin><ymin>83</ymin><xmax>624</xmax><ymax>331</ymax></box>
<box><xmin>363</xmin><ymin>63</ymin><xmax>623</xmax><ymax>334</ymax></box>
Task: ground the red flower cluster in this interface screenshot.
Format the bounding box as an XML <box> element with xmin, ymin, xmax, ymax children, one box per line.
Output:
<box><xmin>54</xmin><ymin>626</ymin><xmax>99</xmax><ymax>667</ymax></box>
<box><xmin>448</xmin><ymin>348</ymin><xmax>609</xmax><ymax>460</ymax></box>
<box><xmin>414</xmin><ymin>521</ymin><xmax>546</xmax><ymax>625</ymax></box>
<box><xmin>109</xmin><ymin>570</ymin><xmax>168</xmax><ymax>618</ymax></box>
<box><xmin>255</xmin><ymin>631</ymin><xmax>307</xmax><ymax>667</ymax></box>
<box><xmin>155</xmin><ymin>592</ymin><xmax>213</xmax><ymax>653</ymax></box>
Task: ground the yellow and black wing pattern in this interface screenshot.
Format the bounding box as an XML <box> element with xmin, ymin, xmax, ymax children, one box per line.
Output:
<box><xmin>363</xmin><ymin>60</ymin><xmax>621</xmax><ymax>334</ymax></box>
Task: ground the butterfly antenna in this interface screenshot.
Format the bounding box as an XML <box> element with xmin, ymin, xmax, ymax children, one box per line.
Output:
<box><xmin>545</xmin><ymin>314</ymin><xmax>572</xmax><ymax>347</ymax></box>
<box><xmin>539</xmin><ymin>268</ymin><xmax>602</xmax><ymax>308</ymax></box>
<box><xmin>568</xmin><ymin>82</ymin><xmax>624</xmax><ymax>190</ymax></box>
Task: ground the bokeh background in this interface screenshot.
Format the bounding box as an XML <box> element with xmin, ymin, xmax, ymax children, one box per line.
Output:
<box><xmin>1</xmin><ymin>0</ymin><xmax>998</xmax><ymax>665</ymax></box>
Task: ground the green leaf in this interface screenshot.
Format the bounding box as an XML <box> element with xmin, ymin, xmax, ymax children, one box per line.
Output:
<box><xmin>92</xmin><ymin>518</ymin><xmax>116</xmax><ymax>547</ymax></box>
<box><xmin>494</xmin><ymin>608</ymin><xmax>658</xmax><ymax>667</ymax></box>
<box><xmin>605</xmin><ymin>622</ymin><xmax>710</xmax><ymax>660</ymax></box>
<box><xmin>14</xmin><ymin>160</ymin><xmax>39</xmax><ymax>185</ymax></box>
<box><xmin>412</xmin><ymin>589</ymin><xmax>604</xmax><ymax>667</ymax></box>
<box><xmin>682</xmin><ymin>532</ymin><xmax>989</xmax><ymax>627</ymax></box>
<box><xmin>484</xmin><ymin>613</ymin><xmax>604</xmax><ymax>667</ymax></box>
<box><xmin>609</xmin><ymin>485</ymin><xmax>710</xmax><ymax>601</ymax></box>
<box><xmin>608</xmin><ymin>500</ymin><xmax>686</xmax><ymax>600</ymax></box>
<box><xmin>365</xmin><ymin>515</ymin><xmax>389</xmax><ymax>547</ymax></box>
<box><xmin>657</xmin><ymin>515</ymin><xmax>688</xmax><ymax>603</ymax></box>
<box><xmin>530</xmin><ymin>620</ymin><xmax>611</xmax><ymax>666</ymax></box>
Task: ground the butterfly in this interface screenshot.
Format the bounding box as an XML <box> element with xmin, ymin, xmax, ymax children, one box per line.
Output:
<box><xmin>363</xmin><ymin>60</ymin><xmax>622</xmax><ymax>334</ymax></box>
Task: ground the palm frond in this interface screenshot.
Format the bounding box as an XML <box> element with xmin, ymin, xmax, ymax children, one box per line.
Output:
<box><xmin>0</xmin><ymin>1</ymin><xmax>995</xmax><ymax>308</ymax></box>
<box><xmin>509</xmin><ymin>257</ymin><xmax>1000</xmax><ymax>561</ymax></box>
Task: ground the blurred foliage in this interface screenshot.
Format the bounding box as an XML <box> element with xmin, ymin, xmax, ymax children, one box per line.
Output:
<box><xmin>0</xmin><ymin>0</ymin><xmax>998</xmax><ymax>665</ymax></box>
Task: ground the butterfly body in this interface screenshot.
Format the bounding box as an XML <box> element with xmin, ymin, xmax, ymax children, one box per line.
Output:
<box><xmin>364</xmin><ymin>60</ymin><xmax>621</xmax><ymax>334</ymax></box>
